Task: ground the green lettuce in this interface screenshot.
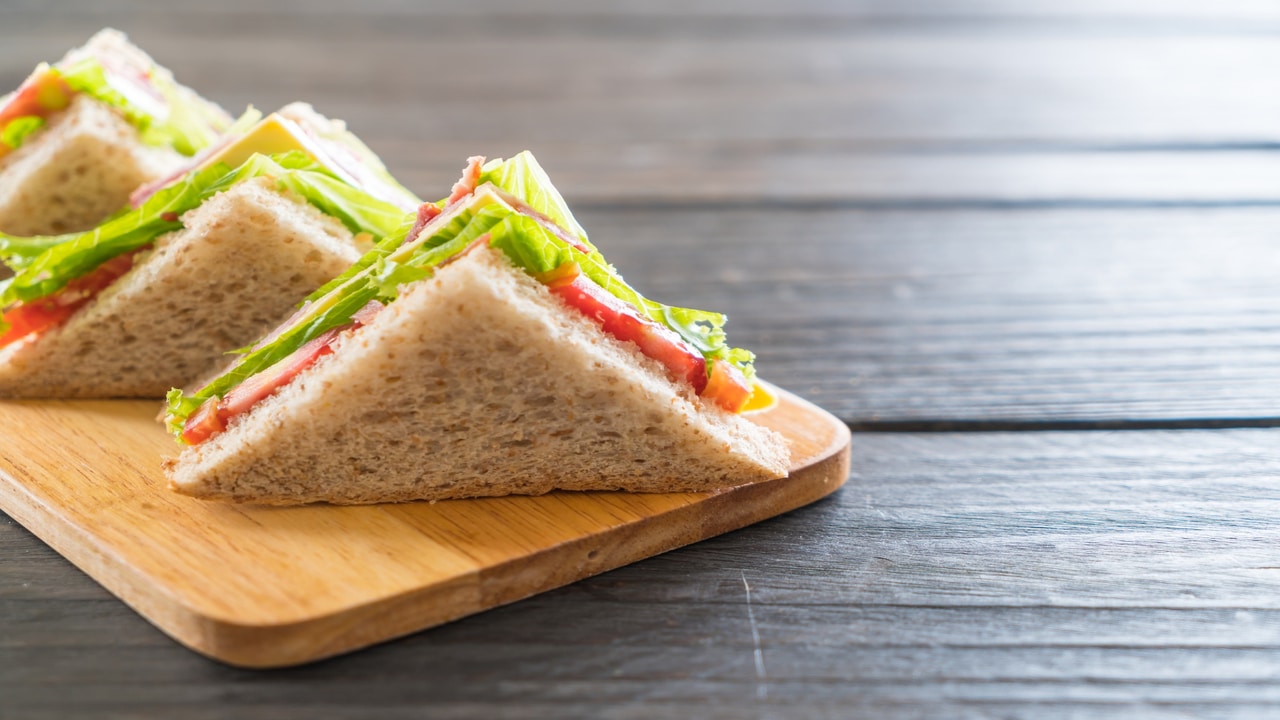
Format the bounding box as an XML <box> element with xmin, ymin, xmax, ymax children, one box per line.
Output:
<box><xmin>286</xmin><ymin>104</ymin><xmax>419</xmax><ymax>213</ymax></box>
<box><xmin>1</xmin><ymin>116</ymin><xmax>44</xmax><ymax>149</ymax></box>
<box><xmin>478</xmin><ymin>152</ymin><xmax>590</xmax><ymax>246</ymax></box>
<box><xmin>0</xmin><ymin>231</ymin><xmax>77</xmax><ymax>272</ymax></box>
<box><xmin>58</xmin><ymin>57</ymin><xmax>231</xmax><ymax>157</ymax></box>
<box><xmin>166</xmin><ymin>152</ymin><xmax>758</xmax><ymax>436</ymax></box>
<box><xmin>1</xmin><ymin>150</ymin><xmax>410</xmax><ymax>323</ymax></box>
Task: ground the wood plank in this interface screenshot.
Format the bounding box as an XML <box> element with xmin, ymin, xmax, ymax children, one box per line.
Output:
<box><xmin>2</xmin><ymin>20</ymin><xmax>1276</xmax><ymax>157</ymax></box>
<box><xmin>0</xmin><ymin>389</ymin><xmax>848</xmax><ymax>668</ymax></box>
<box><xmin>4</xmin><ymin>10</ymin><xmax>1277</xmax><ymax>206</ymax></box>
<box><xmin>112</xmin><ymin>34</ymin><xmax>1280</xmax><ymax>146</ymax></box>
<box><xmin>572</xmin><ymin>205</ymin><xmax>1280</xmax><ymax>424</ymax></box>
<box><xmin>9</xmin><ymin>429</ymin><xmax>1280</xmax><ymax>716</ymax></box>
<box><xmin>376</xmin><ymin>148</ymin><xmax>1280</xmax><ymax>208</ymax></box>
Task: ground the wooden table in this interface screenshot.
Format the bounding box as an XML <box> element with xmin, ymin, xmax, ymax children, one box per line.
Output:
<box><xmin>5</xmin><ymin>1</ymin><xmax>1280</xmax><ymax>717</ymax></box>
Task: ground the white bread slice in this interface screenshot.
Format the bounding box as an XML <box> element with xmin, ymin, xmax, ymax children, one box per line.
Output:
<box><xmin>164</xmin><ymin>246</ymin><xmax>791</xmax><ymax>505</ymax></box>
<box><xmin>0</xmin><ymin>177</ymin><xmax>366</xmax><ymax>397</ymax></box>
<box><xmin>0</xmin><ymin>93</ymin><xmax>181</xmax><ymax>235</ymax></box>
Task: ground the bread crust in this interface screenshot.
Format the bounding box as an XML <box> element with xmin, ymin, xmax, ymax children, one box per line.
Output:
<box><xmin>0</xmin><ymin>178</ymin><xmax>365</xmax><ymax>397</ymax></box>
<box><xmin>165</xmin><ymin>246</ymin><xmax>791</xmax><ymax>505</ymax></box>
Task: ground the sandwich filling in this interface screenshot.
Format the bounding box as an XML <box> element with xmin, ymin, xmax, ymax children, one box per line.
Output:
<box><xmin>0</xmin><ymin>148</ymin><xmax>413</xmax><ymax>350</ymax></box>
<box><xmin>0</xmin><ymin>35</ymin><xmax>231</xmax><ymax>162</ymax></box>
<box><xmin>166</xmin><ymin>152</ymin><xmax>773</xmax><ymax>445</ymax></box>
<box><xmin>129</xmin><ymin>104</ymin><xmax>420</xmax><ymax>213</ymax></box>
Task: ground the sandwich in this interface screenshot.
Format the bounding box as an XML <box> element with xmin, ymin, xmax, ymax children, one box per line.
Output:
<box><xmin>163</xmin><ymin>151</ymin><xmax>790</xmax><ymax>505</ymax></box>
<box><xmin>0</xmin><ymin>103</ymin><xmax>421</xmax><ymax>397</ymax></box>
<box><xmin>0</xmin><ymin>29</ymin><xmax>233</xmax><ymax>236</ymax></box>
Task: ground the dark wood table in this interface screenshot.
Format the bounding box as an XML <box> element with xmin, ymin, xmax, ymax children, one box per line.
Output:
<box><xmin>6</xmin><ymin>2</ymin><xmax>1280</xmax><ymax>717</ymax></box>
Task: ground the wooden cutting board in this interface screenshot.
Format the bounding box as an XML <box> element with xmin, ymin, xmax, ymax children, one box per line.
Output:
<box><xmin>0</xmin><ymin>387</ymin><xmax>849</xmax><ymax>668</ymax></box>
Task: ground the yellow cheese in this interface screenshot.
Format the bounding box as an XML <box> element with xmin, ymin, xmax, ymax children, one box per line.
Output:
<box><xmin>198</xmin><ymin>113</ymin><xmax>317</xmax><ymax>171</ymax></box>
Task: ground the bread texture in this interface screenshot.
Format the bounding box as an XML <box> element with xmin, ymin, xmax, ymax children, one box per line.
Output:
<box><xmin>0</xmin><ymin>177</ymin><xmax>365</xmax><ymax>397</ymax></box>
<box><xmin>165</xmin><ymin>246</ymin><xmax>792</xmax><ymax>505</ymax></box>
<box><xmin>0</xmin><ymin>29</ymin><xmax>226</xmax><ymax>236</ymax></box>
<box><xmin>0</xmin><ymin>93</ymin><xmax>182</xmax><ymax>235</ymax></box>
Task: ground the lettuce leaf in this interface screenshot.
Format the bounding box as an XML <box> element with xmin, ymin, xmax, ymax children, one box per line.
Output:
<box><xmin>1</xmin><ymin>116</ymin><xmax>44</xmax><ymax>149</ymax></box>
<box><xmin>0</xmin><ymin>230</ymin><xmax>78</xmax><ymax>272</ymax></box>
<box><xmin>477</xmin><ymin>154</ymin><xmax>744</xmax><ymax>372</ymax></box>
<box><xmin>479</xmin><ymin>151</ymin><xmax>590</xmax><ymax>247</ymax></box>
<box><xmin>58</xmin><ymin>57</ymin><xmax>230</xmax><ymax>157</ymax></box>
<box><xmin>276</xmin><ymin>169</ymin><xmax>407</xmax><ymax>246</ymax></box>
<box><xmin>142</xmin><ymin>67</ymin><xmax>232</xmax><ymax>157</ymax></box>
<box><xmin>167</xmin><ymin>153</ymin><xmax>759</xmax><ymax>435</ymax></box>
<box><xmin>1</xmin><ymin>150</ymin><xmax>409</xmax><ymax>313</ymax></box>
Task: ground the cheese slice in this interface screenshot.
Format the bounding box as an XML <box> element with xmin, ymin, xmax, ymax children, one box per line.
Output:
<box><xmin>198</xmin><ymin>113</ymin><xmax>315</xmax><ymax>173</ymax></box>
<box><xmin>194</xmin><ymin>109</ymin><xmax>416</xmax><ymax>213</ymax></box>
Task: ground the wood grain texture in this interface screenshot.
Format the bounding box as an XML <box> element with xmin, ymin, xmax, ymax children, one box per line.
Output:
<box><xmin>2</xmin><ymin>0</ymin><xmax>1277</xmax><ymax>717</ymax></box>
<box><xmin>0</xmin><ymin>388</ymin><xmax>847</xmax><ymax>668</ymax></box>
<box><xmin>2</xmin><ymin>4</ymin><xmax>1278</xmax><ymax>207</ymax></box>
<box><xmin>581</xmin><ymin>206</ymin><xmax>1280</xmax><ymax>425</ymax></box>
<box><xmin>10</xmin><ymin>430</ymin><xmax>1280</xmax><ymax>718</ymax></box>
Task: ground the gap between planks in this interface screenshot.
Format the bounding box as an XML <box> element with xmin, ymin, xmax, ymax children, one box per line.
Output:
<box><xmin>847</xmin><ymin>417</ymin><xmax>1280</xmax><ymax>433</ymax></box>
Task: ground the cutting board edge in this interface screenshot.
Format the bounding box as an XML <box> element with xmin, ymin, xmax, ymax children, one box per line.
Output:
<box><xmin>0</xmin><ymin>390</ymin><xmax>851</xmax><ymax>668</ymax></box>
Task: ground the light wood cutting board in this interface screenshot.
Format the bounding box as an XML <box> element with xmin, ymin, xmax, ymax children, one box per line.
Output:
<box><xmin>0</xmin><ymin>386</ymin><xmax>849</xmax><ymax>668</ymax></box>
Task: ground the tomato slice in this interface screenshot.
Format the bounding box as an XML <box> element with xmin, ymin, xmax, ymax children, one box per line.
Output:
<box><xmin>702</xmin><ymin>359</ymin><xmax>753</xmax><ymax>413</ymax></box>
<box><xmin>0</xmin><ymin>250</ymin><xmax>140</xmax><ymax>349</ymax></box>
<box><xmin>0</xmin><ymin>302</ymin><xmax>74</xmax><ymax>348</ymax></box>
<box><xmin>547</xmin><ymin>270</ymin><xmax>708</xmax><ymax>394</ymax></box>
<box><xmin>0</xmin><ymin>72</ymin><xmax>72</xmax><ymax>129</ymax></box>
<box><xmin>180</xmin><ymin>397</ymin><xmax>226</xmax><ymax>445</ymax></box>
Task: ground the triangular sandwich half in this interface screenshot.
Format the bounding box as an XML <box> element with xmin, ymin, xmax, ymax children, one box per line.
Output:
<box><xmin>0</xmin><ymin>104</ymin><xmax>421</xmax><ymax>397</ymax></box>
<box><xmin>0</xmin><ymin>29</ymin><xmax>234</xmax><ymax>235</ymax></box>
<box><xmin>164</xmin><ymin>152</ymin><xmax>789</xmax><ymax>504</ymax></box>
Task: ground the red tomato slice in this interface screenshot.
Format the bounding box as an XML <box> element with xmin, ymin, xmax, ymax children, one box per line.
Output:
<box><xmin>547</xmin><ymin>273</ymin><xmax>708</xmax><ymax>394</ymax></box>
<box><xmin>0</xmin><ymin>301</ymin><xmax>75</xmax><ymax>348</ymax></box>
<box><xmin>702</xmin><ymin>359</ymin><xmax>753</xmax><ymax>413</ymax></box>
<box><xmin>0</xmin><ymin>250</ymin><xmax>140</xmax><ymax>349</ymax></box>
<box><xmin>0</xmin><ymin>72</ymin><xmax>73</xmax><ymax>136</ymax></box>
<box><xmin>180</xmin><ymin>397</ymin><xmax>226</xmax><ymax>445</ymax></box>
